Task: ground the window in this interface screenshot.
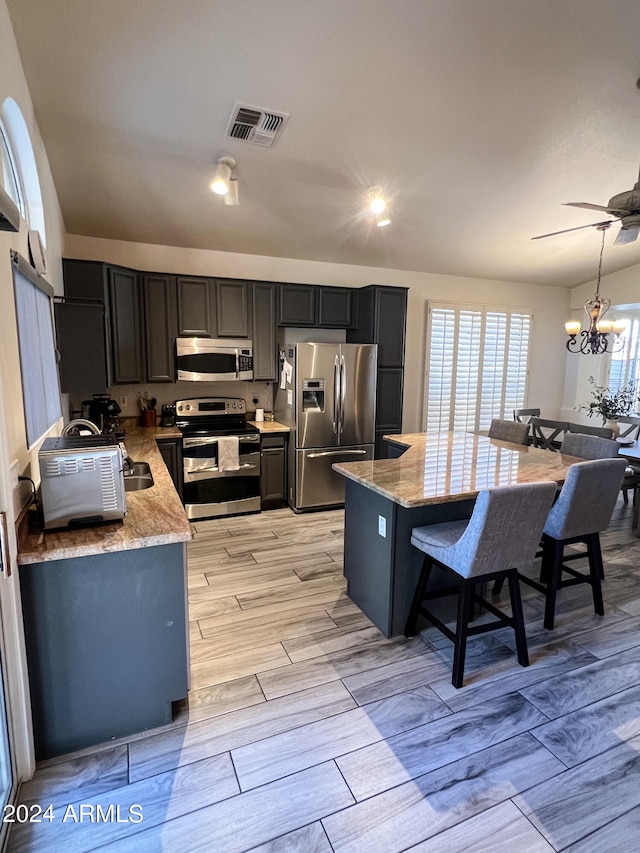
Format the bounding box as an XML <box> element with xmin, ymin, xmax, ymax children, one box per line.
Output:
<box><xmin>424</xmin><ymin>302</ymin><xmax>532</xmax><ymax>433</ymax></box>
<box><xmin>1</xmin><ymin>98</ymin><xmax>46</xmax><ymax>245</ymax></box>
<box><xmin>12</xmin><ymin>252</ymin><xmax>61</xmax><ymax>447</ymax></box>
<box><xmin>609</xmin><ymin>311</ymin><xmax>640</xmax><ymax>392</ymax></box>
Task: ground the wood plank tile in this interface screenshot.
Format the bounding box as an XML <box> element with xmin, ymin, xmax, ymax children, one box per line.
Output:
<box><xmin>247</xmin><ymin>822</ymin><xmax>333</xmax><ymax>852</ymax></box>
<box><xmin>99</xmin><ymin>763</ymin><xmax>354</xmax><ymax>853</ymax></box>
<box><xmin>514</xmin><ymin>736</ymin><xmax>640</xmax><ymax>849</ymax></box>
<box><xmin>564</xmin><ymin>804</ymin><xmax>640</xmax><ymax>852</ymax></box>
<box><xmin>282</xmin><ymin>624</ymin><xmax>383</xmax><ymax>663</ymax></box>
<box><xmin>323</xmin><ymin>735</ymin><xmax>561</xmax><ymax>853</ymax></box>
<box><xmin>572</xmin><ymin>612</ymin><xmax>640</xmax><ymax>658</ymax></box>
<box><xmin>128</xmin><ymin>681</ymin><xmax>356</xmax><ymax>783</ymax></box>
<box><xmin>8</xmin><ymin>753</ymin><xmax>239</xmax><ymax>853</ymax></box>
<box><xmin>177</xmin><ymin>675</ymin><xmax>265</xmax><ymax>726</ymax></box>
<box><xmin>336</xmin><ymin>693</ymin><xmax>549</xmax><ymax>801</ymax></box>
<box><xmin>236</xmin><ymin>575</ymin><xmax>346</xmax><ymax>610</ymax></box>
<box><xmin>232</xmin><ymin>685</ymin><xmax>451</xmax><ymax>791</ymax></box>
<box><xmin>190</xmin><ymin>642</ymin><xmax>291</xmax><ymax>690</ymax></box>
<box><xmin>531</xmin><ymin>682</ymin><xmax>640</xmax><ymax>767</ymax></box>
<box><xmin>403</xmin><ymin>801</ymin><xmax>555</xmax><ymax>853</ymax></box>
<box><xmin>520</xmin><ymin>643</ymin><xmax>640</xmax><ymax>720</ymax></box>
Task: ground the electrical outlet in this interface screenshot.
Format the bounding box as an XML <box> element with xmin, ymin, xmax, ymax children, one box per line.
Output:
<box><xmin>119</xmin><ymin>396</ymin><xmax>128</xmax><ymax>408</ymax></box>
<box><xmin>378</xmin><ymin>515</ymin><xmax>386</xmax><ymax>537</ymax></box>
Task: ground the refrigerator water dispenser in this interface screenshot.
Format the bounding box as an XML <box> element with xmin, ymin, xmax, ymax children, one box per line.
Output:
<box><xmin>302</xmin><ymin>379</ymin><xmax>325</xmax><ymax>412</ymax></box>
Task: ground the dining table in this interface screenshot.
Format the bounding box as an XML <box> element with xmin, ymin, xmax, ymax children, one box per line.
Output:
<box><xmin>332</xmin><ymin>430</ymin><xmax>582</xmax><ymax>637</ymax></box>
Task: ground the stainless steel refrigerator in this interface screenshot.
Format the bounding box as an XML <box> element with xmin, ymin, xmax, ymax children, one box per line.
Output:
<box><xmin>275</xmin><ymin>342</ymin><xmax>377</xmax><ymax>510</ymax></box>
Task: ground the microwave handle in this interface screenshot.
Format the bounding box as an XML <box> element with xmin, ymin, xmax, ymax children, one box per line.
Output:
<box><xmin>235</xmin><ymin>349</ymin><xmax>240</xmax><ymax>380</ymax></box>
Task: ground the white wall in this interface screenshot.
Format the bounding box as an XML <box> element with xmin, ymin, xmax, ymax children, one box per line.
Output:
<box><xmin>65</xmin><ymin>234</ymin><xmax>572</xmax><ymax>429</ymax></box>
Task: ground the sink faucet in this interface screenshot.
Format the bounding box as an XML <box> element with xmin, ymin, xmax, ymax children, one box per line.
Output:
<box><xmin>119</xmin><ymin>443</ymin><xmax>135</xmax><ymax>476</ymax></box>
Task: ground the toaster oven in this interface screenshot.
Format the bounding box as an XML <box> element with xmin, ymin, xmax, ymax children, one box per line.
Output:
<box><xmin>39</xmin><ymin>435</ymin><xmax>127</xmax><ymax>530</ymax></box>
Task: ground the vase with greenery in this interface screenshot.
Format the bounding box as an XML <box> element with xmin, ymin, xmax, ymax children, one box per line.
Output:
<box><xmin>582</xmin><ymin>376</ymin><xmax>639</xmax><ymax>429</ymax></box>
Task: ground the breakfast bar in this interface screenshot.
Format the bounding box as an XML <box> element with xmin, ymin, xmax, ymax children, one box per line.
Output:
<box><xmin>333</xmin><ymin>431</ymin><xmax>579</xmax><ymax>637</ymax></box>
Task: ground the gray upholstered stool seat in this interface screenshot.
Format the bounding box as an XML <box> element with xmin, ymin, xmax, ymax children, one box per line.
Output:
<box><xmin>405</xmin><ymin>481</ymin><xmax>557</xmax><ymax>688</ymax></box>
<box><xmin>561</xmin><ymin>431</ymin><xmax>640</xmax><ymax>505</ymax></box>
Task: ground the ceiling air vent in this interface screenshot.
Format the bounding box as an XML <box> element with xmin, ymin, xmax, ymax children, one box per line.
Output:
<box><xmin>225</xmin><ymin>103</ymin><xmax>289</xmax><ymax>147</ymax></box>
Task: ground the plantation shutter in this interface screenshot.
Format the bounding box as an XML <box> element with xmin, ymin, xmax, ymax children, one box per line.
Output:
<box><xmin>609</xmin><ymin>314</ymin><xmax>640</xmax><ymax>392</ymax></box>
<box><xmin>425</xmin><ymin>302</ymin><xmax>532</xmax><ymax>433</ymax></box>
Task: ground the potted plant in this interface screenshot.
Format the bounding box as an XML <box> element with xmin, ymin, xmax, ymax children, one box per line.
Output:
<box><xmin>583</xmin><ymin>376</ymin><xmax>639</xmax><ymax>432</ymax></box>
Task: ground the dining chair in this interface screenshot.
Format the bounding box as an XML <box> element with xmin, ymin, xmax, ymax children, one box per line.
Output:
<box><xmin>567</xmin><ymin>422</ymin><xmax>614</xmax><ymax>439</ymax></box>
<box><xmin>488</xmin><ymin>418</ymin><xmax>530</xmax><ymax>445</ymax></box>
<box><xmin>513</xmin><ymin>408</ymin><xmax>540</xmax><ymax>423</ymax></box>
<box><xmin>518</xmin><ymin>458</ymin><xmax>627</xmax><ymax>630</ymax></box>
<box><xmin>530</xmin><ymin>417</ymin><xmax>570</xmax><ymax>451</ymax></box>
<box><xmin>561</xmin><ymin>431</ymin><xmax>640</xmax><ymax>505</ymax></box>
<box><xmin>404</xmin><ymin>481</ymin><xmax>557</xmax><ymax>688</ymax></box>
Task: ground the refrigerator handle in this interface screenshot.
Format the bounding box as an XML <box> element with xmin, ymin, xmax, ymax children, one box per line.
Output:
<box><xmin>339</xmin><ymin>354</ymin><xmax>346</xmax><ymax>436</ymax></box>
<box><xmin>333</xmin><ymin>355</ymin><xmax>340</xmax><ymax>434</ymax></box>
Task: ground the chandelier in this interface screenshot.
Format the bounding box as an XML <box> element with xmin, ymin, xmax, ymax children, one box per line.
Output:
<box><xmin>565</xmin><ymin>223</ymin><xmax>625</xmax><ymax>355</ymax></box>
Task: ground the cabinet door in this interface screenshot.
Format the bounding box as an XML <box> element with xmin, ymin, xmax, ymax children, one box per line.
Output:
<box><xmin>156</xmin><ymin>439</ymin><xmax>183</xmax><ymax>502</ymax></box>
<box><xmin>376</xmin><ymin>367</ymin><xmax>404</xmax><ymax>431</ymax></box>
<box><xmin>278</xmin><ymin>283</ymin><xmax>317</xmax><ymax>326</ymax></box>
<box><xmin>142</xmin><ymin>275</ymin><xmax>178</xmax><ymax>382</ymax></box>
<box><xmin>261</xmin><ymin>436</ymin><xmax>286</xmax><ymax>507</ymax></box>
<box><xmin>177</xmin><ymin>276</ymin><xmax>215</xmax><ymax>336</ymax></box>
<box><xmin>317</xmin><ymin>287</ymin><xmax>354</xmax><ymax>328</ymax></box>
<box><xmin>108</xmin><ymin>267</ymin><xmax>145</xmax><ymax>384</ymax></box>
<box><xmin>216</xmin><ymin>279</ymin><xmax>250</xmax><ymax>337</ymax></box>
<box><xmin>252</xmin><ymin>282</ymin><xmax>277</xmax><ymax>380</ymax></box>
<box><xmin>375</xmin><ymin>287</ymin><xmax>407</xmax><ymax>367</ymax></box>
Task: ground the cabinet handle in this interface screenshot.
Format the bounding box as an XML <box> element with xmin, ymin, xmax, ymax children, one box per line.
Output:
<box><xmin>0</xmin><ymin>512</ymin><xmax>10</xmax><ymax>578</ymax></box>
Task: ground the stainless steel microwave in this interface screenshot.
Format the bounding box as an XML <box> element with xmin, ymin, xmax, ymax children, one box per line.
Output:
<box><xmin>176</xmin><ymin>338</ymin><xmax>253</xmax><ymax>382</ymax></box>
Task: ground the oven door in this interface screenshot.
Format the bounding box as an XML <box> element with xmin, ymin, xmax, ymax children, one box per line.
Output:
<box><xmin>182</xmin><ymin>434</ymin><xmax>261</xmax><ymax>519</ymax></box>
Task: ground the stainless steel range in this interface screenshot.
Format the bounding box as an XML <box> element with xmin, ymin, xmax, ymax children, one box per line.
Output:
<box><xmin>175</xmin><ymin>397</ymin><xmax>261</xmax><ymax>520</ymax></box>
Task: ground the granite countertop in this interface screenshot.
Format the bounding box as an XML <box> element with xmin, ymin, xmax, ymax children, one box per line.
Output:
<box><xmin>333</xmin><ymin>431</ymin><xmax>581</xmax><ymax>509</ymax></box>
<box><xmin>247</xmin><ymin>420</ymin><xmax>290</xmax><ymax>433</ymax></box>
<box><xmin>17</xmin><ymin>425</ymin><xmax>191</xmax><ymax>565</ymax></box>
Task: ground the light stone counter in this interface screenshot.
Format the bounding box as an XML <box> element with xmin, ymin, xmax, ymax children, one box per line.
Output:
<box><xmin>333</xmin><ymin>430</ymin><xmax>580</xmax><ymax>509</ymax></box>
<box><xmin>247</xmin><ymin>420</ymin><xmax>290</xmax><ymax>433</ymax></box>
<box><xmin>18</xmin><ymin>425</ymin><xmax>191</xmax><ymax>565</ymax></box>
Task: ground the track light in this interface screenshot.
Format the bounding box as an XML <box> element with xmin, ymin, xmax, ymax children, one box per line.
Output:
<box><xmin>368</xmin><ymin>187</ymin><xmax>386</xmax><ymax>214</ymax></box>
<box><xmin>224</xmin><ymin>178</ymin><xmax>239</xmax><ymax>206</ymax></box>
<box><xmin>375</xmin><ymin>212</ymin><xmax>391</xmax><ymax>227</ymax></box>
<box><xmin>211</xmin><ymin>157</ymin><xmax>236</xmax><ymax>195</ymax></box>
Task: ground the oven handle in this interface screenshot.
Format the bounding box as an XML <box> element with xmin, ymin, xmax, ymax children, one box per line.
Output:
<box><xmin>186</xmin><ymin>463</ymin><xmax>259</xmax><ymax>474</ymax></box>
<box><xmin>306</xmin><ymin>450</ymin><xmax>368</xmax><ymax>459</ymax></box>
<box><xmin>183</xmin><ymin>434</ymin><xmax>260</xmax><ymax>448</ymax></box>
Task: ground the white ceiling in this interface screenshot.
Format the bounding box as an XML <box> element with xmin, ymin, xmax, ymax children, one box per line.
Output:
<box><xmin>7</xmin><ymin>0</ymin><xmax>640</xmax><ymax>288</ymax></box>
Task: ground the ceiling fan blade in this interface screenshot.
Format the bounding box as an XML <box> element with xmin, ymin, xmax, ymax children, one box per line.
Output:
<box><xmin>563</xmin><ymin>202</ymin><xmax>614</xmax><ymax>213</ymax></box>
<box><xmin>614</xmin><ymin>226</ymin><xmax>640</xmax><ymax>246</ymax></box>
<box><xmin>531</xmin><ymin>220</ymin><xmax>615</xmax><ymax>240</ymax></box>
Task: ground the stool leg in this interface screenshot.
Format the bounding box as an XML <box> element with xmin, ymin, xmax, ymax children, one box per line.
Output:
<box><xmin>543</xmin><ymin>538</ymin><xmax>563</xmax><ymax>630</ymax></box>
<box><xmin>507</xmin><ymin>569</ymin><xmax>529</xmax><ymax>667</ymax></box>
<box><xmin>404</xmin><ymin>556</ymin><xmax>433</xmax><ymax>637</ymax></box>
<box><xmin>585</xmin><ymin>533</ymin><xmax>605</xmax><ymax>616</ymax></box>
<box><xmin>492</xmin><ymin>577</ymin><xmax>505</xmax><ymax>596</ymax></box>
<box><xmin>452</xmin><ymin>580</ymin><xmax>473</xmax><ymax>688</ymax></box>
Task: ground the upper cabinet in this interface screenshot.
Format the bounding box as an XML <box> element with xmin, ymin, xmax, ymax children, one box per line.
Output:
<box><xmin>58</xmin><ymin>259</ymin><xmax>144</xmax><ymax>391</ymax></box>
<box><xmin>142</xmin><ymin>274</ymin><xmax>178</xmax><ymax>383</ymax></box>
<box><xmin>215</xmin><ymin>279</ymin><xmax>251</xmax><ymax>337</ymax></box>
<box><xmin>348</xmin><ymin>285</ymin><xmax>407</xmax><ymax>367</ymax></box>
<box><xmin>176</xmin><ymin>276</ymin><xmax>215</xmax><ymax>337</ymax></box>
<box><xmin>252</xmin><ymin>282</ymin><xmax>277</xmax><ymax>381</ymax></box>
<box><xmin>278</xmin><ymin>283</ymin><xmax>317</xmax><ymax>326</ymax></box>
<box><xmin>278</xmin><ymin>283</ymin><xmax>355</xmax><ymax>328</ymax></box>
<box><xmin>317</xmin><ymin>287</ymin><xmax>355</xmax><ymax>328</ymax></box>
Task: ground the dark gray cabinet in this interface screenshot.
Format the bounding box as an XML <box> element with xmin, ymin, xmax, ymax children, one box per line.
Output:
<box><xmin>59</xmin><ymin>259</ymin><xmax>144</xmax><ymax>391</ymax></box>
<box><xmin>21</xmin><ymin>543</ymin><xmax>188</xmax><ymax>758</ymax></box>
<box><xmin>348</xmin><ymin>285</ymin><xmax>408</xmax><ymax>458</ymax></box>
<box><xmin>142</xmin><ymin>274</ymin><xmax>177</xmax><ymax>382</ymax></box>
<box><xmin>260</xmin><ymin>434</ymin><xmax>287</xmax><ymax>508</ymax></box>
<box><xmin>156</xmin><ymin>437</ymin><xmax>183</xmax><ymax>502</ymax></box>
<box><xmin>252</xmin><ymin>282</ymin><xmax>277</xmax><ymax>380</ymax></box>
<box><xmin>216</xmin><ymin>279</ymin><xmax>251</xmax><ymax>337</ymax></box>
<box><xmin>176</xmin><ymin>276</ymin><xmax>215</xmax><ymax>336</ymax></box>
<box><xmin>317</xmin><ymin>287</ymin><xmax>355</xmax><ymax>328</ymax></box>
<box><xmin>278</xmin><ymin>283</ymin><xmax>317</xmax><ymax>326</ymax></box>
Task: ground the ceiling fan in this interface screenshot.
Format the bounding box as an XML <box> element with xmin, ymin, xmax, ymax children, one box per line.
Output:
<box><xmin>533</xmin><ymin>163</ymin><xmax>640</xmax><ymax>245</ymax></box>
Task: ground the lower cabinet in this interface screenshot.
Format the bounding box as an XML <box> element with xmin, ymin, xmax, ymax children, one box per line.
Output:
<box><xmin>260</xmin><ymin>434</ymin><xmax>287</xmax><ymax>509</ymax></box>
<box><xmin>156</xmin><ymin>437</ymin><xmax>184</xmax><ymax>502</ymax></box>
<box><xmin>20</xmin><ymin>543</ymin><xmax>189</xmax><ymax>759</ymax></box>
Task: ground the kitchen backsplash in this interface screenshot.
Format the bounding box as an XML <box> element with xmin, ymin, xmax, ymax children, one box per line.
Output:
<box><xmin>68</xmin><ymin>380</ymin><xmax>274</xmax><ymax>420</ymax></box>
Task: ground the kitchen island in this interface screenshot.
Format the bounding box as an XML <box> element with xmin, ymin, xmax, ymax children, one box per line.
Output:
<box><xmin>17</xmin><ymin>425</ymin><xmax>192</xmax><ymax>759</ymax></box>
<box><xmin>333</xmin><ymin>431</ymin><xmax>579</xmax><ymax>637</ymax></box>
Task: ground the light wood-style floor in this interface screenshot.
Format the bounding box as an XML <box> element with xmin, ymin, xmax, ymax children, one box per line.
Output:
<box><xmin>8</xmin><ymin>499</ymin><xmax>640</xmax><ymax>851</ymax></box>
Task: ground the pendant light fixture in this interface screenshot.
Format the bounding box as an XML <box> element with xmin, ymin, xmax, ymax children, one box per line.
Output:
<box><xmin>565</xmin><ymin>223</ymin><xmax>625</xmax><ymax>354</ymax></box>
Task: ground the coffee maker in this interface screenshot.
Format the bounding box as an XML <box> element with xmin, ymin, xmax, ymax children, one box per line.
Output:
<box><xmin>81</xmin><ymin>393</ymin><xmax>124</xmax><ymax>438</ymax></box>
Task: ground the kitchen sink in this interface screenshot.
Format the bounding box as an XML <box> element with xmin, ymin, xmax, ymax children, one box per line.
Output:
<box><xmin>123</xmin><ymin>461</ymin><xmax>154</xmax><ymax>491</ymax></box>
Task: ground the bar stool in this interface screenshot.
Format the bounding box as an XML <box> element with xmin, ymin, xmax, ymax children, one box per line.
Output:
<box><xmin>513</xmin><ymin>407</ymin><xmax>540</xmax><ymax>423</ymax></box>
<box><xmin>520</xmin><ymin>458</ymin><xmax>627</xmax><ymax>629</ymax></box>
<box><xmin>404</xmin><ymin>481</ymin><xmax>557</xmax><ymax>688</ymax></box>
<box><xmin>561</xmin><ymin>431</ymin><xmax>640</xmax><ymax>505</ymax></box>
<box><xmin>488</xmin><ymin>418</ymin><xmax>530</xmax><ymax>445</ymax></box>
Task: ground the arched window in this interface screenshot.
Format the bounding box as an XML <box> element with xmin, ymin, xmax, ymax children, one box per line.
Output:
<box><xmin>0</xmin><ymin>98</ymin><xmax>46</xmax><ymax>246</ymax></box>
